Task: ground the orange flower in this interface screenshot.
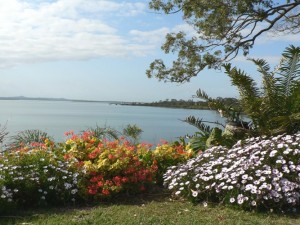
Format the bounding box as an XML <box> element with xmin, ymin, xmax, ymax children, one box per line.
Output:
<box><xmin>64</xmin><ymin>153</ymin><xmax>72</xmax><ymax>160</ymax></box>
<box><xmin>108</xmin><ymin>154</ymin><xmax>114</xmax><ymax>160</ymax></box>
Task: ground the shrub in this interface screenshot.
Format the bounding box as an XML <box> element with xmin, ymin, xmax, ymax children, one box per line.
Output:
<box><xmin>62</xmin><ymin>131</ymin><xmax>158</xmax><ymax>200</ymax></box>
<box><xmin>0</xmin><ymin>142</ymin><xmax>81</xmax><ymax>212</ymax></box>
<box><xmin>164</xmin><ymin>132</ymin><xmax>300</xmax><ymax>212</ymax></box>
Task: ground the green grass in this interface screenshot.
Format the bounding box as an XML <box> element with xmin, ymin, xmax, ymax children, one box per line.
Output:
<box><xmin>1</xmin><ymin>192</ymin><xmax>300</xmax><ymax>225</ymax></box>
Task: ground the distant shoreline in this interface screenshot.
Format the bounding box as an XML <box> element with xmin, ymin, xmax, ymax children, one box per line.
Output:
<box><xmin>114</xmin><ymin>101</ymin><xmax>210</xmax><ymax>110</ymax></box>
<box><xmin>0</xmin><ymin>96</ymin><xmax>213</xmax><ymax>110</ymax></box>
<box><xmin>0</xmin><ymin>96</ymin><xmax>118</xmax><ymax>104</ymax></box>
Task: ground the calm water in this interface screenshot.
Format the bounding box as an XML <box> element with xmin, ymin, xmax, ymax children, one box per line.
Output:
<box><xmin>0</xmin><ymin>100</ymin><xmax>225</xmax><ymax>144</ymax></box>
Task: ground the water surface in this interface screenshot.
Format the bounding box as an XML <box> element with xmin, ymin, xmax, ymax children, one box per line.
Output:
<box><xmin>0</xmin><ymin>100</ymin><xmax>225</xmax><ymax>144</ymax></box>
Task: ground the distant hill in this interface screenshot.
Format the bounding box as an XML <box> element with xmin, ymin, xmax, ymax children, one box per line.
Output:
<box><xmin>0</xmin><ymin>96</ymin><xmax>109</xmax><ymax>103</ymax></box>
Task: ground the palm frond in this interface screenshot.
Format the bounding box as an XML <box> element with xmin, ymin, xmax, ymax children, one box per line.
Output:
<box><xmin>223</xmin><ymin>63</ymin><xmax>261</xmax><ymax>126</ymax></box>
<box><xmin>195</xmin><ymin>89</ymin><xmax>211</xmax><ymax>101</ymax></box>
<box><xmin>251</xmin><ymin>58</ymin><xmax>271</xmax><ymax>74</ymax></box>
<box><xmin>277</xmin><ymin>45</ymin><xmax>300</xmax><ymax>98</ymax></box>
<box><xmin>183</xmin><ymin>116</ymin><xmax>217</xmax><ymax>136</ymax></box>
<box><xmin>85</xmin><ymin>125</ymin><xmax>120</xmax><ymax>141</ymax></box>
<box><xmin>223</xmin><ymin>63</ymin><xmax>260</xmax><ymax>99</ymax></box>
<box><xmin>252</xmin><ymin>58</ymin><xmax>280</xmax><ymax>118</ymax></box>
<box><xmin>9</xmin><ymin>129</ymin><xmax>52</xmax><ymax>149</ymax></box>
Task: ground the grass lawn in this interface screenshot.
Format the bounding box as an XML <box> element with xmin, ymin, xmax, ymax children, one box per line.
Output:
<box><xmin>1</xmin><ymin>190</ymin><xmax>300</xmax><ymax>225</ymax></box>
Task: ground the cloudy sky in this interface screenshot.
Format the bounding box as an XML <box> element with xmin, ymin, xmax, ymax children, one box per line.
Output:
<box><xmin>0</xmin><ymin>0</ymin><xmax>299</xmax><ymax>102</ymax></box>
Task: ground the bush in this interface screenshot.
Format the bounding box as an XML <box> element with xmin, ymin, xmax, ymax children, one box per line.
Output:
<box><xmin>164</xmin><ymin>132</ymin><xmax>300</xmax><ymax>212</ymax></box>
<box><xmin>0</xmin><ymin>142</ymin><xmax>81</xmax><ymax>212</ymax></box>
<box><xmin>62</xmin><ymin>131</ymin><xmax>158</xmax><ymax>200</ymax></box>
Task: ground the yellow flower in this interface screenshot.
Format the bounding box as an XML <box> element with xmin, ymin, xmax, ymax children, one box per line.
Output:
<box><xmin>83</xmin><ymin>160</ymin><xmax>96</xmax><ymax>171</ymax></box>
<box><xmin>65</xmin><ymin>139</ymin><xmax>75</xmax><ymax>145</ymax></box>
<box><xmin>97</xmin><ymin>158</ymin><xmax>110</xmax><ymax>170</ymax></box>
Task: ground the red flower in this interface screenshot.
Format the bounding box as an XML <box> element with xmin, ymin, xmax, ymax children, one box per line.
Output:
<box><xmin>108</xmin><ymin>154</ymin><xmax>114</xmax><ymax>160</ymax></box>
<box><xmin>160</xmin><ymin>139</ymin><xmax>168</xmax><ymax>145</ymax></box>
<box><xmin>88</xmin><ymin>149</ymin><xmax>100</xmax><ymax>159</ymax></box>
<box><xmin>87</xmin><ymin>187</ymin><xmax>97</xmax><ymax>195</ymax></box>
<box><xmin>140</xmin><ymin>142</ymin><xmax>153</xmax><ymax>148</ymax></box>
<box><xmin>64</xmin><ymin>130</ymin><xmax>74</xmax><ymax>136</ymax></box>
<box><xmin>102</xmin><ymin>189</ymin><xmax>110</xmax><ymax>196</ymax></box>
<box><xmin>90</xmin><ymin>175</ymin><xmax>103</xmax><ymax>182</ymax></box>
<box><xmin>121</xmin><ymin>177</ymin><xmax>129</xmax><ymax>183</ymax></box>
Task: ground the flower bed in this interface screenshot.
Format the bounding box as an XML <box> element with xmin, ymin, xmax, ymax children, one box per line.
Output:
<box><xmin>62</xmin><ymin>131</ymin><xmax>159</xmax><ymax>199</ymax></box>
<box><xmin>164</xmin><ymin>132</ymin><xmax>300</xmax><ymax>212</ymax></box>
<box><xmin>0</xmin><ymin>131</ymin><xmax>195</xmax><ymax>211</ymax></box>
<box><xmin>0</xmin><ymin>143</ymin><xmax>81</xmax><ymax>211</ymax></box>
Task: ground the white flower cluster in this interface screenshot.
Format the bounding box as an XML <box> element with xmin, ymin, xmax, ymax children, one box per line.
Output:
<box><xmin>164</xmin><ymin>132</ymin><xmax>300</xmax><ymax>211</ymax></box>
<box><xmin>0</xmin><ymin>151</ymin><xmax>81</xmax><ymax>207</ymax></box>
<box><xmin>0</xmin><ymin>186</ymin><xmax>13</xmax><ymax>202</ymax></box>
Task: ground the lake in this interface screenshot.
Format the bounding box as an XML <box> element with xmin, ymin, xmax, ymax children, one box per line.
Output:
<box><xmin>0</xmin><ymin>100</ymin><xmax>225</xmax><ymax>144</ymax></box>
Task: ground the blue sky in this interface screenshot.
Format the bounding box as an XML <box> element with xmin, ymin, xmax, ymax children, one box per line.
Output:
<box><xmin>0</xmin><ymin>0</ymin><xmax>299</xmax><ymax>102</ymax></box>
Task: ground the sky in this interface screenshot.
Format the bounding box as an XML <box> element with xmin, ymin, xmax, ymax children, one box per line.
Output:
<box><xmin>0</xmin><ymin>0</ymin><xmax>299</xmax><ymax>102</ymax></box>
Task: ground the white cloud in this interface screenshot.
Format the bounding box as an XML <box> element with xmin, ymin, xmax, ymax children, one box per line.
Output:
<box><xmin>130</xmin><ymin>27</ymin><xmax>170</xmax><ymax>45</ymax></box>
<box><xmin>129</xmin><ymin>23</ymin><xmax>196</xmax><ymax>46</ymax></box>
<box><xmin>0</xmin><ymin>0</ymin><xmax>148</xmax><ymax>68</ymax></box>
<box><xmin>172</xmin><ymin>24</ymin><xmax>197</xmax><ymax>37</ymax></box>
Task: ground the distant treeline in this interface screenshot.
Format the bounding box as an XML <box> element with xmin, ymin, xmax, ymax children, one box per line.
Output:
<box><xmin>121</xmin><ymin>98</ymin><xmax>239</xmax><ymax>110</ymax></box>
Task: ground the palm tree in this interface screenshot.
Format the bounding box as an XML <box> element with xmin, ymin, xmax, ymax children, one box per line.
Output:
<box><xmin>186</xmin><ymin>45</ymin><xmax>300</xmax><ymax>149</ymax></box>
<box><xmin>223</xmin><ymin>45</ymin><xmax>300</xmax><ymax>136</ymax></box>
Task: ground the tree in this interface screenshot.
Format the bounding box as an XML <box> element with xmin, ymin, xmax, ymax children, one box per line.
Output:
<box><xmin>147</xmin><ymin>0</ymin><xmax>300</xmax><ymax>83</ymax></box>
<box><xmin>193</xmin><ymin>45</ymin><xmax>300</xmax><ymax>136</ymax></box>
<box><xmin>224</xmin><ymin>45</ymin><xmax>300</xmax><ymax>135</ymax></box>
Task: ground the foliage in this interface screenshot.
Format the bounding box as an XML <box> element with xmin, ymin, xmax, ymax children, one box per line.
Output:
<box><xmin>8</xmin><ymin>129</ymin><xmax>53</xmax><ymax>150</ymax></box>
<box><xmin>129</xmin><ymin>98</ymin><xmax>211</xmax><ymax>109</ymax></box>
<box><xmin>194</xmin><ymin>90</ymin><xmax>244</xmax><ymax>125</ymax></box>
<box><xmin>147</xmin><ymin>0</ymin><xmax>300</xmax><ymax>82</ymax></box>
<box><xmin>83</xmin><ymin>125</ymin><xmax>120</xmax><ymax>141</ymax></box>
<box><xmin>0</xmin><ymin>124</ymin><xmax>8</xmax><ymax>146</ymax></box>
<box><xmin>0</xmin><ymin>142</ymin><xmax>81</xmax><ymax>212</ymax></box>
<box><xmin>164</xmin><ymin>132</ymin><xmax>300</xmax><ymax>212</ymax></box>
<box><xmin>183</xmin><ymin>115</ymin><xmax>225</xmax><ymax>151</ymax></box>
<box><xmin>122</xmin><ymin>124</ymin><xmax>143</xmax><ymax>145</ymax></box>
<box><xmin>183</xmin><ymin>99</ymin><xmax>246</xmax><ymax>150</ymax></box>
<box><xmin>184</xmin><ymin>45</ymin><xmax>300</xmax><ymax>144</ymax></box>
<box><xmin>224</xmin><ymin>45</ymin><xmax>300</xmax><ymax>135</ymax></box>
